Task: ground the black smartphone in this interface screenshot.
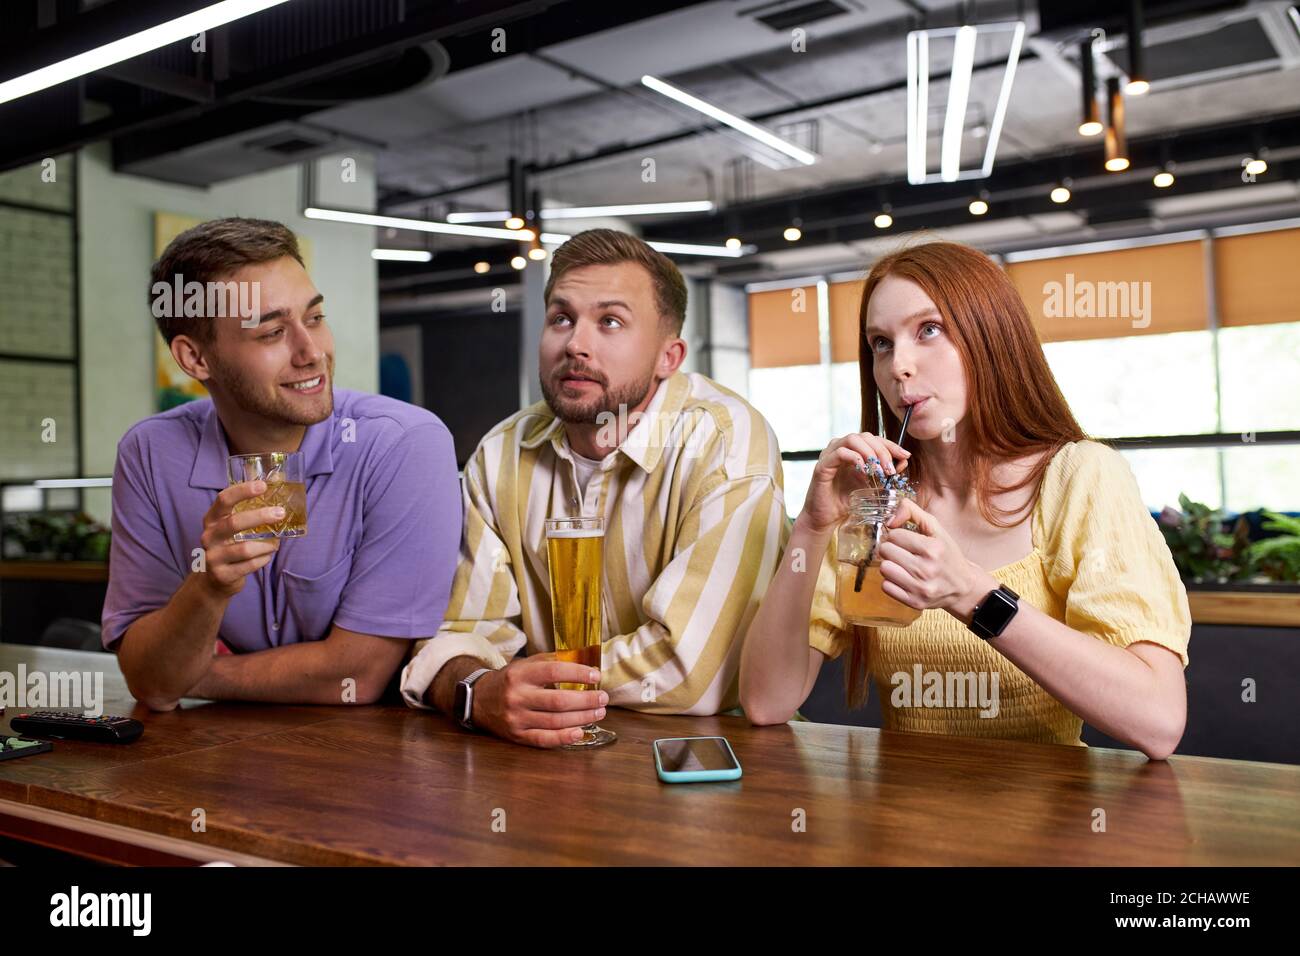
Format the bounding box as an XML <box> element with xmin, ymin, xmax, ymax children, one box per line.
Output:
<box><xmin>0</xmin><ymin>736</ymin><xmax>54</xmax><ymax>761</ymax></box>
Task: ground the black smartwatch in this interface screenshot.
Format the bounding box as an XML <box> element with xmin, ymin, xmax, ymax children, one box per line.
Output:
<box><xmin>454</xmin><ymin>667</ymin><xmax>492</xmax><ymax>729</ymax></box>
<box><xmin>968</xmin><ymin>584</ymin><xmax>1020</xmax><ymax>641</ymax></box>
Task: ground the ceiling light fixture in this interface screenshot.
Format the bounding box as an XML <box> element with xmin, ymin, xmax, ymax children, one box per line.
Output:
<box><xmin>1078</xmin><ymin>35</ymin><xmax>1103</xmax><ymax>136</ymax></box>
<box><xmin>371</xmin><ymin>249</ymin><xmax>432</xmax><ymax>262</ymax></box>
<box><xmin>906</xmin><ymin>20</ymin><xmax>1025</xmax><ymax>184</ymax></box>
<box><xmin>304</xmin><ymin>207</ymin><xmax>534</xmax><ymax>241</ymax></box>
<box><xmin>309</xmin><ymin>211</ymin><xmax>743</xmax><ymax>259</ymax></box>
<box><xmin>940</xmin><ymin>25</ymin><xmax>978</xmax><ymax>182</ymax></box>
<box><xmin>1124</xmin><ymin>1</ymin><xmax>1150</xmax><ymax>95</ymax></box>
<box><xmin>448</xmin><ymin>201</ymin><xmax>716</xmax><ymax>223</ymax></box>
<box><xmin>1103</xmin><ymin>78</ymin><xmax>1130</xmax><ymax>172</ymax></box>
<box><xmin>0</xmin><ymin>0</ymin><xmax>291</xmax><ymax>106</ymax></box>
<box><xmin>640</xmin><ymin>74</ymin><xmax>818</xmax><ymax>166</ymax></box>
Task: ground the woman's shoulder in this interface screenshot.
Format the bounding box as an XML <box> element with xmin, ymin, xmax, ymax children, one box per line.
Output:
<box><xmin>1035</xmin><ymin>440</ymin><xmax>1150</xmax><ymax>548</ymax></box>
<box><xmin>1040</xmin><ymin>439</ymin><xmax>1131</xmax><ymax>500</ymax></box>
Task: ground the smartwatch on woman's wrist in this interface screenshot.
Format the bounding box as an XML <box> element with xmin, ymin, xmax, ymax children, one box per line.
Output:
<box><xmin>968</xmin><ymin>584</ymin><xmax>1020</xmax><ymax>641</ymax></box>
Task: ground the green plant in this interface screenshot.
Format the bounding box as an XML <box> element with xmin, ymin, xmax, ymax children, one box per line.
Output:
<box><xmin>1157</xmin><ymin>494</ymin><xmax>1253</xmax><ymax>583</ymax></box>
<box><xmin>1246</xmin><ymin>511</ymin><xmax>1300</xmax><ymax>583</ymax></box>
<box><xmin>1</xmin><ymin>511</ymin><xmax>110</xmax><ymax>562</ymax></box>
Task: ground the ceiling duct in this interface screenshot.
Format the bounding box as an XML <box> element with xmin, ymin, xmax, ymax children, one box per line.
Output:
<box><xmin>1098</xmin><ymin>1</ymin><xmax>1300</xmax><ymax>91</ymax></box>
<box><xmin>742</xmin><ymin>0</ymin><xmax>853</xmax><ymax>32</ymax></box>
<box><xmin>113</xmin><ymin>38</ymin><xmax>450</xmax><ymax>186</ymax></box>
<box><xmin>1046</xmin><ymin>2</ymin><xmax>1300</xmax><ymax>93</ymax></box>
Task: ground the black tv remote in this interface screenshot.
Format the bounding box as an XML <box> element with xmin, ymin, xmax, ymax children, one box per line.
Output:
<box><xmin>9</xmin><ymin>710</ymin><xmax>143</xmax><ymax>744</ymax></box>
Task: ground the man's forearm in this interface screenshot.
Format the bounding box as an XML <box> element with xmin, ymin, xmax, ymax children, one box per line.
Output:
<box><xmin>187</xmin><ymin>637</ymin><xmax>398</xmax><ymax>706</ymax></box>
<box><xmin>429</xmin><ymin>655</ymin><xmax>495</xmax><ymax>715</ymax></box>
<box><xmin>117</xmin><ymin>573</ymin><xmax>229</xmax><ymax>708</ymax></box>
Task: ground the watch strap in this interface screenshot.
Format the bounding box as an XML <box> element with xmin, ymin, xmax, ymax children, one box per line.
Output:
<box><xmin>457</xmin><ymin>667</ymin><xmax>492</xmax><ymax>729</ymax></box>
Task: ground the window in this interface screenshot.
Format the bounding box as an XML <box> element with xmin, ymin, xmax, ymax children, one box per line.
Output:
<box><xmin>747</xmin><ymin>364</ymin><xmax>831</xmax><ymax>454</ymax></box>
<box><xmin>745</xmin><ymin>226</ymin><xmax>1300</xmax><ymax>518</ymax></box>
<box><xmin>1041</xmin><ymin>330</ymin><xmax>1219</xmax><ymax>438</ymax></box>
<box><xmin>0</xmin><ymin>156</ymin><xmax>80</xmax><ymax>484</ymax></box>
<box><xmin>1116</xmin><ymin>447</ymin><xmax>1222</xmax><ymax>512</ymax></box>
<box><xmin>1217</xmin><ymin>321</ymin><xmax>1300</xmax><ymax>433</ymax></box>
<box><xmin>1223</xmin><ymin>443</ymin><xmax>1300</xmax><ymax>513</ymax></box>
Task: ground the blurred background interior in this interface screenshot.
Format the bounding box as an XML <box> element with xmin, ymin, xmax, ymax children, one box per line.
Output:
<box><xmin>0</xmin><ymin>0</ymin><xmax>1296</xmax><ymax>761</ymax></box>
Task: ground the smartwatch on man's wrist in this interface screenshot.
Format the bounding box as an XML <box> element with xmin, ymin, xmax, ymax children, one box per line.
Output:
<box><xmin>454</xmin><ymin>667</ymin><xmax>492</xmax><ymax>729</ymax></box>
<box><xmin>968</xmin><ymin>584</ymin><xmax>1020</xmax><ymax>641</ymax></box>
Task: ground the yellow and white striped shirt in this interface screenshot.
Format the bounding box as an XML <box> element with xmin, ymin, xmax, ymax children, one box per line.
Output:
<box><xmin>400</xmin><ymin>371</ymin><xmax>789</xmax><ymax>715</ymax></box>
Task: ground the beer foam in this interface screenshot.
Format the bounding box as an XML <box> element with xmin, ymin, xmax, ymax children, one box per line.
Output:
<box><xmin>546</xmin><ymin>527</ymin><xmax>604</xmax><ymax>538</ymax></box>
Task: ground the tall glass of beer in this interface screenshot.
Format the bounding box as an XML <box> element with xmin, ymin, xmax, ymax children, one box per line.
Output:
<box><xmin>226</xmin><ymin>452</ymin><xmax>307</xmax><ymax>540</ymax></box>
<box><xmin>545</xmin><ymin>515</ymin><xmax>615</xmax><ymax>748</ymax></box>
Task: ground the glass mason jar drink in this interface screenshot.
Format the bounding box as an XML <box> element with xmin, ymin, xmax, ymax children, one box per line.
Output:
<box><xmin>545</xmin><ymin>516</ymin><xmax>615</xmax><ymax>748</ymax></box>
<box><xmin>226</xmin><ymin>452</ymin><xmax>307</xmax><ymax>540</ymax></box>
<box><xmin>835</xmin><ymin>488</ymin><xmax>921</xmax><ymax>628</ymax></box>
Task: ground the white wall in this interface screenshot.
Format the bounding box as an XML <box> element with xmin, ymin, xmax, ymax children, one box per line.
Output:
<box><xmin>77</xmin><ymin>144</ymin><xmax>378</xmax><ymax>520</ymax></box>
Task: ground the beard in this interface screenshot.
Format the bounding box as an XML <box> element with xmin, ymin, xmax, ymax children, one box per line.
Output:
<box><xmin>540</xmin><ymin>360</ymin><xmax>656</xmax><ymax>425</ymax></box>
<box><xmin>208</xmin><ymin>352</ymin><xmax>335</xmax><ymax>428</ymax></box>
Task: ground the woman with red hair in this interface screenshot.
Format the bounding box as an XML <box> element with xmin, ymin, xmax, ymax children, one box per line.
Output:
<box><xmin>739</xmin><ymin>241</ymin><xmax>1191</xmax><ymax>759</ymax></box>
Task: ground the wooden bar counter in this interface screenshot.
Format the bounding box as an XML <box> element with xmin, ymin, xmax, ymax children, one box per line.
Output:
<box><xmin>1</xmin><ymin>644</ymin><xmax>1296</xmax><ymax>866</ymax></box>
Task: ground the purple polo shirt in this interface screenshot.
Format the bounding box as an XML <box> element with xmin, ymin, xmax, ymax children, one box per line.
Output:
<box><xmin>102</xmin><ymin>389</ymin><xmax>462</xmax><ymax>653</ymax></box>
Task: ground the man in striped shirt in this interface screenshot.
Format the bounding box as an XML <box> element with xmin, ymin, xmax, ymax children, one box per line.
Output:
<box><xmin>400</xmin><ymin>229</ymin><xmax>789</xmax><ymax>747</ymax></box>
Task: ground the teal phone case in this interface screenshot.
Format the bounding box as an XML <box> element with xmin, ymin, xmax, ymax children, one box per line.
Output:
<box><xmin>653</xmin><ymin>736</ymin><xmax>742</xmax><ymax>783</ymax></box>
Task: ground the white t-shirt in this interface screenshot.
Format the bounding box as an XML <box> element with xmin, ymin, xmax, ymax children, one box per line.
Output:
<box><xmin>570</xmin><ymin>450</ymin><xmax>605</xmax><ymax>497</ymax></box>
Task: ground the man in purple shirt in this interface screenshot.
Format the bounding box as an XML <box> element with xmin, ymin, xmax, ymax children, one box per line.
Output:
<box><xmin>103</xmin><ymin>217</ymin><xmax>461</xmax><ymax>710</ymax></box>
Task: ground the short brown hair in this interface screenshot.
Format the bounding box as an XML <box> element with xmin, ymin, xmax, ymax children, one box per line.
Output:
<box><xmin>150</xmin><ymin>217</ymin><xmax>303</xmax><ymax>343</ymax></box>
<box><xmin>544</xmin><ymin>229</ymin><xmax>688</xmax><ymax>335</ymax></box>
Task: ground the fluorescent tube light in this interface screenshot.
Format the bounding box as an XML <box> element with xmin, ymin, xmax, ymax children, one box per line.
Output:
<box><xmin>940</xmin><ymin>25</ymin><xmax>977</xmax><ymax>183</ymax></box>
<box><xmin>640</xmin><ymin>74</ymin><xmax>818</xmax><ymax>166</ymax></box>
<box><xmin>0</xmin><ymin>0</ymin><xmax>292</xmax><ymax>107</ymax></box>
<box><xmin>371</xmin><ymin>249</ymin><xmax>433</xmax><ymax>262</ymax></box>
<box><xmin>304</xmin><ymin>207</ymin><xmax>534</xmax><ymax>241</ymax></box>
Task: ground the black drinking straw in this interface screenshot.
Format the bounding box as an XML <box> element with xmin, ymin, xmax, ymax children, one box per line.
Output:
<box><xmin>897</xmin><ymin>403</ymin><xmax>914</xmax><ymax>447</ymax></box>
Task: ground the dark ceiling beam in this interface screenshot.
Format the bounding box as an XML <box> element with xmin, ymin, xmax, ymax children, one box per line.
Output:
<box><xmin>712</xmin><ymin>155</ymin><xmax>1300</xmax><ymax>265</ymax></box>
<box><xmin>639</xmin><ymin>110</ymin><xmax>1300</xmax><ymax>248</ymax></box>
<box><xmin>0</xmin><ymin>0</ymin><xmax>559</xmax><ymax>173</ymax></box>
<box><xmin>378</xmin><ymin>246</ymin><xmax>522</xmax><ymax>291</ymax></box>
<box><xmin>376</xmin><ymin>109</ymin><xmax>1300</xmax><ymax>290</ymax></box>
<box><xmin>382</xmin><ymin>270</ymin><xmax>516</xmax><ymax>301</ymax></box>
<box><xmin>96</xmin><ymin>61</ymin><xmax>215</xmax><ymax>103</ymax></box>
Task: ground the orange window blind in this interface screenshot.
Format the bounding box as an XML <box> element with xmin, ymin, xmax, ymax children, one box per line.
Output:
<box><xmin>1006</xmin><ymin>240</ymin><xmax>1208</xmax><ymax>343</ymax></box>
<box><xmin>748</xmin><ymin>286</ymin><xmax>820</xmax><ymax>368</ymax></box>
<box><xmin>828</xmin><ymin>279</ymin><xmax>866</xmax><ymax>362</ymax></box>
<box><xmin>1213</xmin><ymin>227</ymin><xmax>1300</xmax><ymax>328</ymax></box>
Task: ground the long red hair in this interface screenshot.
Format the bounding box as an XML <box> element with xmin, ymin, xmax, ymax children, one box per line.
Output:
<box><xmin>843</xmin><ymin>240</ymin><xmax>1088</xmax><ymax>708</ymax></box>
